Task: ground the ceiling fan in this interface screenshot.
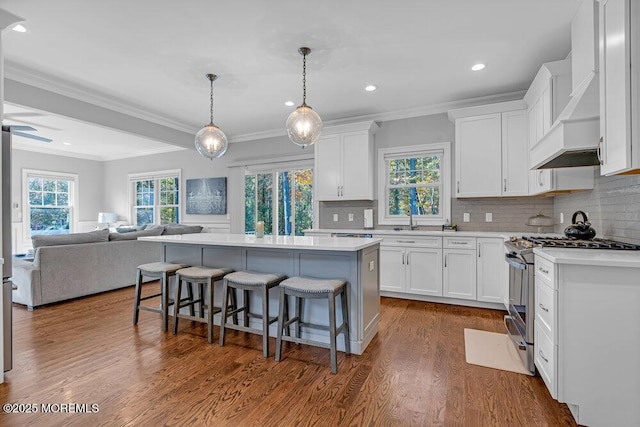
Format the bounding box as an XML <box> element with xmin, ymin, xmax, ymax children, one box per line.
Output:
<box><xmin>9</xmin><ymin>125</ymin><xmax>53</xmax><ymax>143</ymax></box>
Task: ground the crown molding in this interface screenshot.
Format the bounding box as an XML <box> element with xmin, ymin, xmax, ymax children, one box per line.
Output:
<box><xmin>4</xmin><ymin>61</ymin><xmax>196</xmax><ymax>134</ymax></box>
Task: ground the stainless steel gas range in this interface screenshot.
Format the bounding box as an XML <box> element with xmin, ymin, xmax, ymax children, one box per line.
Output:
<box><xmin>504</xmin><ymin>236</ymin><xmax>640</xmax><ymax>375</ymax></box>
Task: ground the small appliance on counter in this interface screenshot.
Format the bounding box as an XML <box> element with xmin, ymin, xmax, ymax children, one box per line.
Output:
<box><xmin>525</xmin><ymin>212</ymin><xmax>554</xmax><ymax>234</ymax></box>
<box><xmin>363</xmin><ymin>209</ymin><xmax>373</xmax><ymax>229</ymax></box>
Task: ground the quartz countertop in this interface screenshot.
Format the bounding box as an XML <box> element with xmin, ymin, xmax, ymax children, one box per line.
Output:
<box><xmin>534</xmin><ymin>247</ymin><xmax>640</xmax><ymax>268</ymax></box>
<box><xmin>304</xmin><ymin>228</ymin><xmax>520</xmax><ymax>239</ymax></box>
<box><xmin>139</xmin><ymin>233</ymin><xmax>382</xmax><ymax>252</ymax></box>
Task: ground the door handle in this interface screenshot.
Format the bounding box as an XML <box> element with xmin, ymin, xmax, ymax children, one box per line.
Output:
<box><xmin>444</xmin><ymin>254</ymin><xmax>447</xmax><ymax>267</ymax></box>
<box><xmin>538</xmin><ymin>303</ymin><xmax>549</xmax><ymax>313</ymax></box>
<box><xmin>478</xmin><ymin>243</ymin><xmax>481</xmax><ymax>257</ymax></box>
<box><xmin>457</xmin><ymin>180</ymin><xmax>460</xmax><ymax>194</ymax></box>
<box><xmin>402</xmin><ymin>252</ymin><xmax>405</xmax><ymax>265</ymax></box>
<box><xmin>406</xmin><ymin>252</ymin><xmax>410</xmax><ymax>265</ymax></box>
<box><xmin>503</xmin><ymin>178</ymin><xmax>507</xmax><ymax>192</ymax></box>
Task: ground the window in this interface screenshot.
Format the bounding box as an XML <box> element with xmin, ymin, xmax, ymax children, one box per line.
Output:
<box><xmin>245</xmin><ymin>165</ymin><xmax>313</xmax><ymax>236</ymax></box>
<box><xmin>378</xmin><ymin>143</ymin><xmax>451</xmax><ymax>226</ymax></box>
<box><xmin>129</xmin><ymin>170</ymin><xmax>180</xmax><ymax>225</ymax></box>
<box><xmin>23</xmin><ymin>169</ymin><xmax>78</xmax><ymax>238</ymax></box>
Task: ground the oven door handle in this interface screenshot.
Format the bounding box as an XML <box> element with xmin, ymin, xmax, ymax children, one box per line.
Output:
<box><xmin>505</xmin><ymin>253</ymin><xmax>527</xmax><ymax>270</ymax></box>
<box><xmin>504</xmin><ymin>316</ymin><xmax>527</xmax><ymax>350</ymax></box>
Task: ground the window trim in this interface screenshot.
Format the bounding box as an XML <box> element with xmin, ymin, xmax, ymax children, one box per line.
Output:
<box><xmin>22</xmin><ymin>168</ymin><xmax>79</xmax><ymax>247</ymax></box>
<box><xmin>377</xmin><ymin>142</ymin><xmax>451</xmax><ymax>226</ymax></box>
<box><xmin>128</xmin><ymin>169</ymin><xmax>181</xmax><ymax>225</ymax></box>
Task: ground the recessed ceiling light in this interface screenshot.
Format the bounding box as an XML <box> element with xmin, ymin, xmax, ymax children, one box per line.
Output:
<box><xmin>62</xmin><ymin>142</ymin><xmax>71</xmax><ymax>146</ymax></box>
<box><xmin>365</xmin><ymin>85</ymin><xmax>377</xmax><ymax>92</ymax></box>
<box><xmin>471</xmin><ymin>63</ymin><xmax>486</xmax><ymax>71</ymax></box>
<box><xmin>284</xmin><ymin>101</ymin><xmax>295</xmax><ymax>107</ymax></box>
<box><xmin>13</xmin><ymin>24</ymin><xmax>27</xmax><ymax>33</ymax></box>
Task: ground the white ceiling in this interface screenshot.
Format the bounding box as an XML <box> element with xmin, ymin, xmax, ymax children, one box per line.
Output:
<box><xmin>1</xmin><ymin>0</ymin><xmax>581</xmax><ymax>160</ymax></box>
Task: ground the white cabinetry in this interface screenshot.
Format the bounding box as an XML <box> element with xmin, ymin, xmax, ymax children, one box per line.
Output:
<box><xmin>598</xmin><ymin>0</ymin><xmax>640</xmax><ymax>175</ymax></box>
<box><xmin>476</xmin><ymin>237</ymin><xmax>507</xmax><ymax>304</ymax></box>
<box><xmin>314</xmin><ymin>121</ymin><xmax>379</xmax><ymax>201</ymax></box>
<box><xmin>443</xmin><ymin>237</ymin><xmax>477</xmax><ymax>300</ymax></box>
<box><xmin>533</xmin><ymin>251</ymin><xmax>640</xmax><ymax>426</ymax></box>
<box><xmin>379</xmin><ymin>236</ymin><xmax>443</xmax><ymax>296</ymax></box>
<box><xmin>452</xmin><ymin>106</ymin><xmax>528</xmax><ymax>198</ymax></box>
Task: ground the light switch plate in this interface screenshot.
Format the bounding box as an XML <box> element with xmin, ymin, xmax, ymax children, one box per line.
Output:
<box><xmin>485</xmin><ymin>213</ymin><xmax>492</xmax><ymax>222</ymax></box>
<box><xmin>348</xmin><ymin>213</ymin><xmax>354</xmax><ymax>222</ymax></box>
<box><xmin>333</xmin><ymin>213</ymin><xmax>339</xmax><ymax>222</ymax></box>
<box><xmin>369</xmin><ymin>260</ymin><xmax>375</xmax><ymax>271</ymax></box>
<box><xmin>463</xmin><ymin>213</ymin><xmax>470</xmax><ymax>222</ymax></box>
<box><xmin>560</xmin><ymin>212</ymin><xmax>564</xmax><ymax>223</ymax></box>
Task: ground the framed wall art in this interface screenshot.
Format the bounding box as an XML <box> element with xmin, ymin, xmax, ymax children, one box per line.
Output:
<box><xmin>186</xmin><ymin>177</ymin><xmax>227</xmax><ymax>215</ymax></box>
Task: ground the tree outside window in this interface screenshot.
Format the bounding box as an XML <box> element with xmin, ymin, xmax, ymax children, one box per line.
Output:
<box><xmin>131</xmin><ymin>172</ymin><xmax>180</xmax><ymax>225</ymax></box>
<box><xmin>28</xmin><ymin>176</ymin><xmax>72</xmax><ymax>236</ymax></box>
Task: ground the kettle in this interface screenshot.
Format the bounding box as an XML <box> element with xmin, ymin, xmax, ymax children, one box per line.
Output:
<box><xmin>564</xmin><ymin>211</ymin><xmax>596</xmax><ymax>240</ymax></box>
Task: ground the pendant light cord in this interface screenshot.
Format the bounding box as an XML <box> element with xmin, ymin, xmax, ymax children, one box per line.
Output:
<box><xmin>302</xmin><ymin>52</ymin><xmax>307</xmax><ymax>106</ymax></box>
<box><xmin>209</xmin><ymin>77</ymin><xmax>214</xmax><ymax>125</ymax></box>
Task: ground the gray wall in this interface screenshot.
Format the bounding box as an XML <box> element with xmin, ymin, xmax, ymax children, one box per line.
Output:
<box><xmin>319</xmin><ymin>113</ymin><xmax>553</xmax><ymax>232</ymax></box>
<box><xmin>554</xmin><ymin>170</ymin><xmax>640</xmax><ymax>244</ymax></box>
<box><xmin>11</xmin><ymin>149</ymin><xmax>104</xmax><ymax>223</ymax></box>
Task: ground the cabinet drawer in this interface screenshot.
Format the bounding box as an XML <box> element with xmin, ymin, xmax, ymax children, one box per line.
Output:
<box><xmin>535</xmin><ymin>278</ymin><xmax>556</xmax><ymax>340</ymax></box>
<box><xmin>379</xmin><ymin>236</ymin><xmax>442</xmax><ymax>248</ymax></box>
<box><xmin>535</xmin><ymin>320</ymin><xmax>557</xmax><ymax>399</ymax></box>
<box><xmin>443</xmin><ymin>236</ymin><xmax>476</xmax><ymax>249</ymax></box>
<box><xmin>534</xmin><ymin>256</ymin><xmax>555</xmax><ymax>284</ymax></box>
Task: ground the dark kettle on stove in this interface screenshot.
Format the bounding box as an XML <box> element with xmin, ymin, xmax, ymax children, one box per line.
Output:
<box><xmin>564</xmin><ymin>210</ymin><xmax>596</xmax><ymax>240</ymax></box>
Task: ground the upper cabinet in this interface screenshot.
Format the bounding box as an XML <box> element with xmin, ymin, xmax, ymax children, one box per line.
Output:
<box><xmin>449</xmin><ymin>101</ymin><xmax>529</xmax><ymax>198</ymax></box>
<box><xmin>314</xmin><ymin>121</ymin><xmax>379</xmax><ymax>201</ymax></box>
<box><xmin>599</xmin><ymin>0</ymin><xmax>640</xmax><ymax>175</ymax></box>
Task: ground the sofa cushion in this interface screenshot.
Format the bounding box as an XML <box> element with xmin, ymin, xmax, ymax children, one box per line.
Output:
<box><xmin>144</xmin><ymin>224</ymin><xmax>165</xmax><ymax>233</ymax></box>
<box><xmin>162</xmin><ymin>224</ymin><xmax>203</xmax><ymax>235</ymax></box>
<box><xmin>109</xmin><ymin>227</ymin><xmax>164</xmax><ymax>241</ymax></box>
<box><xmin>32</xmin><ymin>229</ymin><xmax>110</xmax><ymax>249</ymax></box>
<box><xmin>115</xmin><ymin>225</ymin><xmax>145</xmax><ymax>233</ymax></box>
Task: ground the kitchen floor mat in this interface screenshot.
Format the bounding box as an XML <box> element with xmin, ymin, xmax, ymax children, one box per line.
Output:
<box><xmin>464</xmin><ymin>328</ymin><xmax>533</xmax><ymax>376</ymax></box>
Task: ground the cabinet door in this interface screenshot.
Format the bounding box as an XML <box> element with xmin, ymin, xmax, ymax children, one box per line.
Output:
<box><xmin>455</xmin><ymin>114</ymin><xmax>502</xmax><ymax>197</ymax></box>
<box><xmin>443</xmin><ymin>249</ymin><xmax>477</xmax><ymax>300</ymax></box>
<box><xmin>406</xmin><ymin>248</ymin><xmax>443</xmax><ymax>296</ymax></box>
<box><xmin>476</xmin><ymin>238</ymin><xmax>507</xmax><ymax>304</ymax></box>
<box><xmin>599</xmin><ymin>0</ymin><xmax>633</xmax><ymax>175</ymax></box>
<box><xmin>341</xmin><ymin>131</ymin><xmax>373</xmax><ymax>199</ymax></box>
<box><xmin>314</xmin><ymin>134</ymin><xmax>342</xmax><ymax>201</ymax></box>
<box><xmin>379</xmin><ymin>246</ymin><xmax>406</xmax><ymax>292</ymax></box>
<box><xmin>501</xmin><ymin>110</ymin><xmax>529</xmax><ymax>196</ymax></box>
<box><xmin>529</xmin><ymin>169</ymin><xmax>553</xmax><ymax>195</ymax></box>
<box><xmin>541</xmin><ymin>82</ymin><xmax>553</xmax><ymax>135</ymax></box>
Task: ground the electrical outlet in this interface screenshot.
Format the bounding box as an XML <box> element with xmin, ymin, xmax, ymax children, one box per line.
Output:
<box><xmin>369</xmin><ymin>260</ymin><xmax>375</xmax><ymax>271</ymax></box>
<box><xmin>485</xmin><ymin>213</ymin><xmax>492</xmax><ymax>222</ymax></box>
<box><xmin>348</xmin><ymin>213</ymin><xmax>354</xmax><ymax>222</ymax></box>
<box><xmin>463</xmin><ymin>213</ymin><xmax>470</xmax><ymax>222</ymax></box>
<box><xmin>333</xmin><ymin>213</ymin><xmax>339</xmax><ymax>222</ymax></box>
<box><xmin>560</xmin><ymin>212</ymin><xmax>564</xmax><ymax>223</ymax></box>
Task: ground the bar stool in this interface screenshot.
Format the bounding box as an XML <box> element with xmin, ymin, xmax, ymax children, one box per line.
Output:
<box><xmin>275</xmin><ymin>277</ymin><xmax>350</xmax><ymax>374</ymax></box>
<box><xmin>133</xmin><ymin>261</ymin><xmax>188</xmax><ymax>332</ymax></box>
<box><xmin>172</xmin><ymin>266</ymin><xmax>235</xmax><ymax>343</ymax></box>
<box><xmin>219</xmin><ymin>271</ymin><xmax>287</xmax><ymax>357</ymax></box>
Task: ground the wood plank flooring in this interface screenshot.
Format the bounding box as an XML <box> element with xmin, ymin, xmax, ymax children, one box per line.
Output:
<box><xmin>0</xmin><ymin>284</ymin><xmax>576</xmax><ymax>426</ymax></box>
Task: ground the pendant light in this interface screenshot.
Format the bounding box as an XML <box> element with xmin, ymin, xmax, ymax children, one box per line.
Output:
<box><xmin>195</xmin><ymin>73</ymin><xmax>228</xmax><ymax>159</ymax></box>
<box><xmin>286</xmin><ymin>47</ymin><xmax>323</xmax><ymax>147</ymax></box>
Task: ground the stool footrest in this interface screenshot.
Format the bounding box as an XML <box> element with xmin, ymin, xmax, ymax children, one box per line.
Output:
<box><xmin>279</xmin><ymin>335</ymin><xmax>331</xmax><ymax>350</ymax></box>
<box><xmin>222</xmin><ymin>323</ymin><xmax>270</xmax><ymax>336</ymax></box>
<box><xmin>176</xmin><ymin>309</ymin><xmax>221</xmax><ymax>324</ymax></box>
<box><xmin>139</xmin><ymin>293</ymin><xmax>162</xmax><ymax>301</ymax></box>
<box><xmin>137</xmin><ymin>305</ymin><xmax>163</xmax><ymax>315</ymax></box>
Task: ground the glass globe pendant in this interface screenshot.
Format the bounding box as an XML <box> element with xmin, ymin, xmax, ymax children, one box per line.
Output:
<box><xmin>286</xmin><ymin>47</ymin><xmax>322</xmax><ymax>147</ymax></box>
<box><xmin>195</xmin><ymin>73</ymin><xmax>228</xmax><ymax>159</ymax></box>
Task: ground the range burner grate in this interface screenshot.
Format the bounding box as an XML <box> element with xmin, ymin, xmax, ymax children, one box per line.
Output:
<box><xmin>522</xmin><ymin>236</ymin><xmax>640</xmax><ymax>250</ymax></box>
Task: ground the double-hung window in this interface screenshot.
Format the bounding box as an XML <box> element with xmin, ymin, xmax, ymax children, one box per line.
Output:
<box><xmin>378</xmin><ymin>143</ymin><xmax>451</xmax><ymax>226</ymax></box>
<box><xmin>23</xmin><ymin>169</ymin><xmax>78</xmax><ymax>238</ymax></box>
<box><xmin>244</xmin><ymin>164</ymin><xmax>313</xmax><ymax>236</ymax></box>
<box><xmin>129</xmin><ymin>170</ymin><xmax>180</xmax><ymax>225</ymax></box>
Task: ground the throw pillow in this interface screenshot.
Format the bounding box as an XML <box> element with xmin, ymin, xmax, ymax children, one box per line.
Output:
<box><xmin>115</xmin><ymin>225</ymin><xmax>145</xmax><ymax>233</ymax></box>
<box><xmin>109</xmin><ymin>227</ymin><xmax>164</xmax><ymax>241</ymax></box>
<box><xmin>32</xmin><ymin>229</ymin><xmax>110</xmax><ymax>249</ymax></box>
<box><xmin>162</xmin><ymin>224</ymin><xmax>203</xmax><ymax>235</ymax></box>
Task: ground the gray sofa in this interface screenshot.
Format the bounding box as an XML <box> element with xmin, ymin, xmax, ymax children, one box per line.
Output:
<box><xmin>11</xmin><ymin>225</ymin><xmax>202</xmax><ymax>310</ymax></box>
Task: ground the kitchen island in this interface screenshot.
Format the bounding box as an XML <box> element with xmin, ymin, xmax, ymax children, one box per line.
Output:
<box><xmin>139</xmin><ymin>233</ymin><xmax>382</xmax><ymax>355</ymax></box>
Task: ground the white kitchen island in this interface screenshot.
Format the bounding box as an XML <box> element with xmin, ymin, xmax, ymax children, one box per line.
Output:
<box><xmin>139</xmin><ymin>233</ymin><xmax>382</xmax><ymax>355</ymax></box>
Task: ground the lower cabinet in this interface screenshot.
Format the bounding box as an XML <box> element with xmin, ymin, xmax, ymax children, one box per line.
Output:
<box><xmin>476</xmin><ymin>237</ymin><xmax>508</xmax><ymax>304</ymax></box>
<box><xmin>379</xmin><ymin>238</ymin><xmax>443</xmax><ymax>296</ymax></box>
<box><xmin>443</xmin><ymin>248</ymin><xmax>477</xmax><ymax>300</ymax></box>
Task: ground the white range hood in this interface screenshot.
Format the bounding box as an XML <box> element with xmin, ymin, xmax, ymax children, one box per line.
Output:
<box><xmin>529</xmin><ymin>73</ymin><xmax>600</xmax><ymax>169</ymax></box>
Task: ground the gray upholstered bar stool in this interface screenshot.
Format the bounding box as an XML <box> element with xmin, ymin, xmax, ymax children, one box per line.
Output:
<box><xmin>275</xmin><ymin>277</ymin><xmax>350</xmax><ymax>374</ymax></box>
<box><xmin>219</xmin><ymin>271</ymin><xmax>287</xmax><ymax>357</ymax></box>
<box><xmin>133</xmin><ymin>261</ymin><xmax>188</xmax><ymax>332</ymax></box>
<box><xmin>172</xmin><ymin>266</ymin><xmax>235</xmax><ymax>343</ymax></box>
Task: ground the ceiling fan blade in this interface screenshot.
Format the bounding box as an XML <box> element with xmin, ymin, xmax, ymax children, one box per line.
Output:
<box><xmin>12</xmin><ymin>131</ymin><xmax>53</xmax><ymax>143</ymax></box>
<box><xmin>10</xmin><ymin>125</ymin><xmax>37</xmax><ymax>131</ymax></box>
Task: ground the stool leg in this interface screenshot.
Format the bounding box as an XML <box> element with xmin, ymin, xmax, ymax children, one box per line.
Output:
<box><xmin>161</xmin><ymin>272</ymin><xmax>169</xmax><ymax>332</ymax></box>
<box><xmin>187</xmin><ymin>282</ymin><xmax>195</xmax><ymax>317</ymax></box>
<box><xmin>341</xmin><ymin>286</ymin><xmax>351</xmax><ymax>355</ymax></box>
<box><xmin>219</xmin><ymin>279</ymin><xmax>229</xmax><ymax>346</ymax></box>
<box><xmin>275</xmin><ymin>287</ymin><xmax>287</xmax><ymax>362</ymax></box>
<box><xmin>295</xmin><ymin>296</ymin><xmax>302</xmax><ymax>343</ymax></box>
<box><xmin>262</xmin><ymin>285</ymin><xmax>269</xmax><ymax>358</ymax></box>
<box><xmin>230</xmin><ymin>288</ymin><xmax>238</xmax><ymax>325</ymax></box>
<box><xmin>243</xmin><ymin>289</ymin><xmax>250</xmax><ymax>328</ymax></box>
<box><xmin>133</xmin><ymin>269</ymin><xmax>143</xmax><ymax>325</ymax></box>
<box><xmin>207</xmin><ymin>277</ymin><xmax>214</xmax><ymax>344</ymax></box>
<box><xmin>199</xmin><ymin>282</ymin><xmax>205</xmax><ymax>318</ymax></box>
<box><xmin>173</xmin><ymin>276</ymin><xmax>183</xmax><ymax>334</ymax></box>
<box><xmin>328</xmin><ymin>291</ymin><xmax>338</xmax><ymax>374</ymax></box>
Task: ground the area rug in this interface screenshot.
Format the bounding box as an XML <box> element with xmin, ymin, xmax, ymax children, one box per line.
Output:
<box><xmin>463</xmin><ymin>328</ymin><xmax>533</xmax><ymax>376</ymax></box>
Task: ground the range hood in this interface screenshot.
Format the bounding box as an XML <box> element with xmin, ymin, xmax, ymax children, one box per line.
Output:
<box><xmin>530</xmin><ymin>74</ymin><xmax>601</xmax><ymax>169</ymax></box>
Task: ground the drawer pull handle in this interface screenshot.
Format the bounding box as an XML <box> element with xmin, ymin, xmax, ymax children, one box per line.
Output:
<box><xmin>397</xmin><ymin>240</ymin><xmax>415</xmax><ymax>243</ymax></box>
<box><xmin>539</xmin><ymin>349</ymin><xmax>549</xmax><ymax>363</ymax></box>
<box><xmin>538</xmin><ymin>303</ymin><xmax>549</xmax><ymax>313</ymax></box>
<box><xmin>538</xmin><ymin>266</ymin><xmax>549</xmax><ymax>274</ymax></box>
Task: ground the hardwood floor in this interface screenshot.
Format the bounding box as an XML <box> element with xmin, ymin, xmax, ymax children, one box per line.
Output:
<box><xmin>0</xmin><ymin>284</ymin><xmax>576</xmax><ymax>426</ymax></box>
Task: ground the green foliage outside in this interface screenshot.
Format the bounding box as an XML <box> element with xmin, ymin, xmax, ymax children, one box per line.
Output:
<box><xmin>135</xmin><ymin>177</ymin><xmax>179</xmax><ymax>225</ymax></box>
<box><xmin>28</xmin><ymin>177</ymin><xmax>71</xmax><ymax>234</ymax></box>
<box><xmin>388</xmin><ymin>155</ymin><xmax>441</xmax><ymax>216</ymax></box>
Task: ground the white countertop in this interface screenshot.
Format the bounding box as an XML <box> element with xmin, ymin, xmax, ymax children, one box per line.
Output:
<box><xmin>304</xmin><ymin>228</ymin><xmax>518</xmax><ymax>239</ymax></box>
<box><xmin>139</xmin><ymin>233</ymin><xmax>382</xmax><ymax>252</ymax></box>
<box><xmin>534</xmin><ymin>247</ymin><xmax>640</xmax><ymax>268</ymax></box>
